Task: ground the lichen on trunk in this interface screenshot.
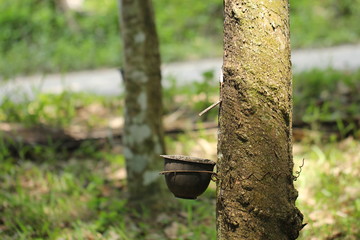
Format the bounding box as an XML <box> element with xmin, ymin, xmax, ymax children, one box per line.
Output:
<box><xmin>119</xmin><ymin>0</ymin><xmax>168</xmax><ymax>209</ymax></box>
<box><xmin>217</xmin><ymin>0</ymin><xmax>303</xmax><ymax>239</ymax></box>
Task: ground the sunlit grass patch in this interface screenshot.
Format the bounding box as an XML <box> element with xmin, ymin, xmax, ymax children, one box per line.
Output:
<box><xmin>0</xmin><ymin>149</ymin><xmax>129</xmax><ymax>239</ymax></box>
<box><xmin>0</xmin><ymin>91</ymin><xmax>123</xmax><ymax>129</ymax></box>
<box><xmin>294</xmin><ymin>138</ymin><xmax>360</xmax><ymax>239</ymax></box>
<box><xmin>1</xmin><ymin>163</ymin><xmax>94</xmax><ymax>238</ymax></box>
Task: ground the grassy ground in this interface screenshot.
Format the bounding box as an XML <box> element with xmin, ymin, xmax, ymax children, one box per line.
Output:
<box><xmin>1</xmin><ymin>131</ymin><xmax>359</xmax><ymax>239</ymax></box>
<box><xmin>0</xmin><ymin>69</ymin><xmax>359</xmax><ymax>239</ymax></box>
<box><xmin>1</xmin><ymin>0</ymin><xmax>360</xmax><ymax>78</ymax></box>
<box><xmin>294</xmin><ymin>137</ymin><xmax>360</xmax><ymax>240</ymax></box>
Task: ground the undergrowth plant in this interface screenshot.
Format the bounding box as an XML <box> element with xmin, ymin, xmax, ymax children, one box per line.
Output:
<box><xmin>0</xmin><ymin>91</ymin><xmax>123</xmax><ymax>128</ymax></box>
<box><xmin>1</xmin><ymin>0</ymin><xmax>360</xmax><ymax>78</ymax></box>
<box><xmin>293</xmin><ymin>68</ymin><xmax>360</xmax><ymax>138</ymax></box>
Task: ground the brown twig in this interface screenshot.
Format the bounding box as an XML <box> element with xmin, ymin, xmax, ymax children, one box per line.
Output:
<box><xmin>198</xmin><ymin>100</ymin><xmax>221</xmax><ymax>117</ymax></box>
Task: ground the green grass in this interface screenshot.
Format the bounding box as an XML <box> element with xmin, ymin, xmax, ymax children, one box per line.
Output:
<box><xmin>294</xmin><ymin>139</ymin><xmax>360</xmax><ymax>239</ymax></box>
<box><xmin>1</xmin><ymin>130</ymin><xmax>359</xmax><ymax>239</ymax></box>
<box><xmin>0</xmin><ymin>148</ymin><xmax>216</xmax><ymax>239</ymax></box>
<box><xmin>1</xmin><ymin>0</ymin><xmax>360</xmax><ymax>78</ymax></box>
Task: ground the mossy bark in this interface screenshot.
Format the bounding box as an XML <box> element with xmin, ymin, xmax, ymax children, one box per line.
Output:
<box><xmin>119</xmin><ymin>0</ymin><xmax>168</xmax><ymax>209</ymax></box>
<box><xmin>217</xmin><ymin>0</ymin><xmax>303</xmax><ymax>239</ymax></box>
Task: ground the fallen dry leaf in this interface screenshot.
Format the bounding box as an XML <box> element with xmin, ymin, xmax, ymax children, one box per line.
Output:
<box><xmin>107</xmin><ymin>168</ymin><xmax>127</xmax><ymax>181</ymax></box>
<box><xmin>164</xmin><ymin>222</ymin><xmax>179</xmax><ymax>239</ymax></box>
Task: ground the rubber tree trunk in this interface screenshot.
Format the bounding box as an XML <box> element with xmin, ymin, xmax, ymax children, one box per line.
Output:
<box><xmin>217</xmin><ymin>0</ymin><xmax>303</xmax><ymax>239</ymax></box>
<box><xmin>119</xmin><ymin>0</ymin><xmax>168</xmax><ymax>209</ymax></box>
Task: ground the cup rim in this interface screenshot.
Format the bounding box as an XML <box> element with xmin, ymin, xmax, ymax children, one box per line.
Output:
<box><xmin>160</xmin><ymin>155</ymin><xmax>216</xmax><ymax>165</ymax></box>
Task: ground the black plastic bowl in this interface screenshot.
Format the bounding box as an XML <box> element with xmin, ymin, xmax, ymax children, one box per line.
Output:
<box><xmin>160</xmin><ymin>155</ymin><xmax>216</xmax><ymax>199</ymax></box>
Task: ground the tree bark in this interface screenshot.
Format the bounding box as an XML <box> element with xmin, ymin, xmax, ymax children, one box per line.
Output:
<box><xmin>217</xmin><ymin>1</ymin><xmax>303</xmax><ymax>239</ymax></box>
<box><xmin>119</xmin><ymin>0</ymin><xmax>168</xmax><ymax>209</ymax></box>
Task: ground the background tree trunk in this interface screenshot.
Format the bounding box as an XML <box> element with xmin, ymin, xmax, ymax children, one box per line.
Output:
<box><xmin>217</xmin><ymin>0</ymin><xmax>303</xmax><ymax>239</ymax></box>
<box><xmin>119</xmin><ymin>0</ymin><xmax>168</xmax><ymax>209</ymax></box>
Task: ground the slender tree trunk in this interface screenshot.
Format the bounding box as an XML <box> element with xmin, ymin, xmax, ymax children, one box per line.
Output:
<box><xmin>217</xmin><ymin>0</ymin><xmax>303</xmax><ymax>239</ymax></box>
<box><xmin>119</xmin><ymin>0</ymin><xmax>168</xmax><ymax>209</ymax></box>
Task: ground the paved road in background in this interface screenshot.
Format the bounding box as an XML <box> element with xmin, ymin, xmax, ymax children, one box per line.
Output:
<box><xmin>1</xmin><ymin>44</ymin><xmax>360</xmax><ymax>100</ymax></box>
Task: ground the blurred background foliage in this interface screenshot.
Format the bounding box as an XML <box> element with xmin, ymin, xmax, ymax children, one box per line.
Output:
<box><xmin>1</xmin><ymin>0</ymin><xmax>360</xmax><ymax>78</ymax></box>
<box><xmin>293</xmin><ymin>69</ymin><xmax>360</xmax><ymax>138</ymax></box>
<box><xmin>1</xmin><ymin>0</ymin><xmax>360</xmax><ymax>239</ymax></box>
